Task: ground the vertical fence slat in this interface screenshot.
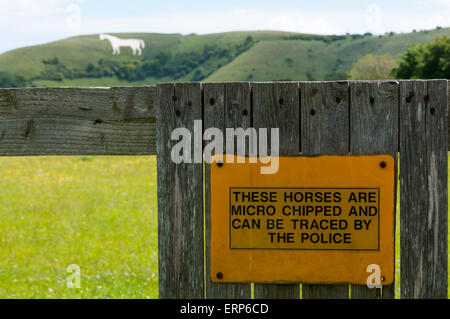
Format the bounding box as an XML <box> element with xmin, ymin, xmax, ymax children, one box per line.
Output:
<box><xmin>349</xmin><ymin>81</ymin><xmax>399</xmax><ymax>299</ymax></box>
<box><xmin>300</xmin><ymin>81</ymin><xmax>350</xmax><ymax>299</ymax></box>
<box><xmin>252</xmin><ymin>82</ymin><xmax>300</xmax><ymax>299</ymax></box>
<box><xmin>447</xmin><ymin>81</ymin><xmax>450</xmax><ymax>151</ymax></box>
<box><xmin>400</xmin><ymin>80</ymin><xmax>448</xmax><ymax>299</ymax></box>
<box><xmin>204</xmin><ymin>82</ymin><xmax>252</xmax><ymax>299</ymax></box>
<box><xmin>156</xmin><ymin>82</ymin><xmax>204</xmax><ymax>298</ymax></box>
<box><xmin>425</xmin><ymin>80</ymin><xmax>448</xmax><ymax>298</ymax></box>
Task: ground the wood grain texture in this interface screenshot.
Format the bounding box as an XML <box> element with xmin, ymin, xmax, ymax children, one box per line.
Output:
<box><xmin>400</xmin><ymin>80</ymin><xmax>448</xmax><ymax>299</ymax></box>
<box><xmin>0</xmin><ymin>82</ymin><xmax>448</xmax><ymax>157</ymax></box>
<box><xmin>252</xmin><ymin>82</ymin><xmax>300</xmax><ymax>299</ymax></box>
<box><xmin>204</xmin><ymin>82</ymin><xmax>252</xmax><ymax>299</ymax></box>
<box><xmin>349</xmin><ymin>81</ymin><xmax>399</xmax><ymax>299</ymax></box>
<box><xmin>300</xmin><ymin>81</ymin><xmax>350</xmax><ymax>299</ymax></box>
<box><xmin>156</xmin><ymin>83</ymin><xmax>204</xmax><ymax>299</ymax></box>
<box><xmin>0</xmin><ymin>86</ymin><xmax>155</xmax><ymax>155</ymax></box>
<box><xmin>447</xmin><ymin>81</ymin><xmax>449</xmax><ymax>150</ymax></box>
<box><xmin>425</xmin><ymin>80</ymin><xmax>448</xmax><ymax>298</ymax></box>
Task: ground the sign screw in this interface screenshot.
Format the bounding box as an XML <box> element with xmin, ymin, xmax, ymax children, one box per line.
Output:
<box><xmin>217</xmin><ymin>161</ymin><xmax>224</xmax><ymax>168</ymax></box>
<box><xmin>216</xmin><ymin>272</ymin><xmax>223</xmax><ymax>279</ymax></box>
<box><xmin>379</xmin><ymin>161</ymin><xmax>387</xmax><ymax>168</ymax></box>
<box><xmin>381</xmin><ymin>276</ymin><xmax>386</xmax><ymax>282</ymax></box>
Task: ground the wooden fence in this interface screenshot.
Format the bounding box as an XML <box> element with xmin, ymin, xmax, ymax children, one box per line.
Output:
<box><xmin>0</xmin><ymin>80</ymin><xmax>448</xmax><ymax>299</ymax></box>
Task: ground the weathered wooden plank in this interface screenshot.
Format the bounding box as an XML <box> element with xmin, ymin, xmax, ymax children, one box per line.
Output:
<box><xmin>400</xmin><ymin>80</ymin><xmax>448</xmax><ymax>299</ymax></box>
<box><xmin>425</xmin><ymin>80</ymin><xmax>448</xmax><ymax>298</ymax></box>
<box><xmin>204</xmin><ymin>82</ymin><xmax>252</xmax><ymax>299</ymax></box>
<box><xmin>448</xmin><ymin>81</ymin><xmax>450</xmax><ymax>150</ymax></box>
<box><xmin>252</xmin><ymin>81</ymin><xmax>300</xmax><ymax>299</ymax></box>
<box><xmin>349</xmin><ymin>81</ymin><xmax>399</xmax><ymax>299</ymax></box>
<box><xmin>156</xmin><ymin>83</ymin><xmax>204</xmax><ymax>299</ymax></box>
<box><xmin>300</xmin><ymin>81</ymin><xmax>350</xmax><ymax>299</ymax></box>
<box><xmin>0</xmin><ymin>82</ymin><xmax>448</xmax><ymax>156</ymax></box>
<box><xmin>0</xmin><ymin>86</ymin><xmax>156</xmax><ymax>155</ymax></box>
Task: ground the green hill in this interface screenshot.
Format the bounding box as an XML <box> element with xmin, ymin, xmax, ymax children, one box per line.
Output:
<box><xmin>0</xmin><ymin>28</ymin><xmax>449</xmax><ymax>87</ymax></box>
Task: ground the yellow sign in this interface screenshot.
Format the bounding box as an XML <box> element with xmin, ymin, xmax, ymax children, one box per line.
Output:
<box><xmin>210</xmin><ymin>155</ymin><xmax>395</xmax><ymax>285</ymax></box>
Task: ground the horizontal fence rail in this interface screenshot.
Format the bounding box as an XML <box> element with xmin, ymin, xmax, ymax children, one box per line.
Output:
<box><xmin>0</xmin><ymin>86</ymin><xmax>156</xmax><ymax>156</ymax></box>
<box><xmin>0</xmin><ymin>81</ymin><xmax>448</xmax><ymax>155</ymax></box>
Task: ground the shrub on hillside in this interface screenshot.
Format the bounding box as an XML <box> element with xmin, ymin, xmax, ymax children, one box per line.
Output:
<box><xmin>348</xmin><ymin>53</ymin><xmax>398</xmax><ymax>80</ymax></box>
<box><xmin>0</xmin><ymin>71</ymin><xmax>27</xmax><ymax>88</ymax></box>
<box><xmin>392</xmin><ymin>36</ymin><xmax>450</xmax><ymax>79</ymax></box>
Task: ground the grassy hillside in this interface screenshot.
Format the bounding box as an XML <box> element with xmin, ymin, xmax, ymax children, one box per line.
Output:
<box><xmin>0</xmin><ymin>28</ymin><xmax>448</xmax><ymax>87</ymax></box>
<box><xmin>207</xmin><ymin>28</ymin><xmax>450</xmax><ymax>82</ymax></box>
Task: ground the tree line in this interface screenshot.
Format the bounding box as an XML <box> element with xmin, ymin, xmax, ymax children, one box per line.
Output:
<box><xmin>32</xmin><ymin>36</ymin><xmax>256</xmax><ymax>83</ymax></box>
<box><xmin>0</xmin><ymin>35</ymin><xmax>448</xmax><ymax>87</ymax></box>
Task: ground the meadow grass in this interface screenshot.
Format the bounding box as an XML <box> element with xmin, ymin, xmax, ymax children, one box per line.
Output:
<box><xmin>0</xmin><ymin>156</ymin><xmax>158</xmax><ymax>298</ymax></box>
<box><xmin>0</xmin><ymin>155</ymin><xmax>447</xmax><ymax>298</ymax></box>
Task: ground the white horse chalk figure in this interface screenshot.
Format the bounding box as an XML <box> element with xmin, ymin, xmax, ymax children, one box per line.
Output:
<box><xmin>99</xmin><ymin>34</ymin><xmax>145</xmax><ymax>56</ymax></box>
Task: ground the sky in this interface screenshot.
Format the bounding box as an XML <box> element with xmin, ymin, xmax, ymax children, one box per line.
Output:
<box><xmin>0</xmin><ymin>0</ymin><xmax>449</xmax><ymax>54</ymax></box>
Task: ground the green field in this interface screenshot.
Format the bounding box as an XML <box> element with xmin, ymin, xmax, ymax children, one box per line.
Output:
<box><xmin>0</xmin><ymin>156</ymin><xmax>158</xmax><ymax>298</ymax></box>
<box><xmin>0</xmin><ymin>155</ymin><xmax>447</xmax><ymax>298</ymax></box>
<box><xmin>1</xmin><ymin>28</ymin><xmax>449</xmax><ymax>86</ymax></box>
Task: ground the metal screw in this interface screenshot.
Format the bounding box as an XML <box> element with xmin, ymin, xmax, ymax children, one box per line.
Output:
<box><xmin>216</xmin><ymin>272</ymin><xmax>223</xmax><ymax>279</ymax></box>
<box><xmin>381</xmin><ymin>276</ymin><xmax>386</xmax><ymax>282</ymax></box>
<box><xmin>217</xmin><ymin>161</ymin><xmax>224</xmax><ymax>168</ymax></box>
<box><xmin>379</xmin><ymin>161</ymin><xmax>387</xmax><ymax>168</ymax></box>
<box><xmin>310</xmin><ymin>109</ymin><xmax>316</xmax><ymax>116</ymax></box>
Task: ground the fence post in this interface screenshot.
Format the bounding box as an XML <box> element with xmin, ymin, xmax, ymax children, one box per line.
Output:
<box><xmin>349</xmin><ymin>81</ymin><xmax>399</xmax><ymax>299</ymax></box>
<box><xmin>156</xmin><ymin>83</ymin><xmax>204</xmax><ymax>298</ymax></box>
<box><xmin>203</xmin><ymin>83</ymin><xmax>252</xmax><ymax>299</ymax></box>
<box><xmin>400</xmin><ymin>80</ymin><xmax>448</xmax><ymax>299</ymax></box>
<box><xmin>300</xmin><ymin>81</ymin><xmax>350</xmax><ymax>299</ymax></box>
<box><xmin>204</xmin><ymin>82</ymin><xmax>252</xmax><ymax>298</ymax></box>
<box><xmin>252</xmin><ymin>82</ymin><xmax>301</xmax><ymax>299</ymax></box>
